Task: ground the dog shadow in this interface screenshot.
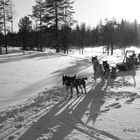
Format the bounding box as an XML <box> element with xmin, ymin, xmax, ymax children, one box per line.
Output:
<box><xmin>18</xmin><ymin>79</ymin><xmax>121</xmax><ymax>140</ymax></box>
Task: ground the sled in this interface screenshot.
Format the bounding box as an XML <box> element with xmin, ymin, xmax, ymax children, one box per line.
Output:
<box><xmin>116</xmin><ymin>50</ymin><xmax>136</xmax><ymax>71</ymax></box>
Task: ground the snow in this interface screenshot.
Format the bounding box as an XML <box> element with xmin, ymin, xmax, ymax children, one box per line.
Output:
<box><xmin>0</xmin><ymin>46</ymin><xmax>140</xmax><ymax>140</ymax></box>
<box><xmin>0</xmin><ymin>50</ymin><xmax>83</xmax><ymax>111</ymax></box>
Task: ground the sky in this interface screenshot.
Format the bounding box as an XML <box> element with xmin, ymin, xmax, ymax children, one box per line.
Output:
<box><xmin>13</xmin><ymin>0</ymin><xmax>140</xmax><ymax>31</ymax></box>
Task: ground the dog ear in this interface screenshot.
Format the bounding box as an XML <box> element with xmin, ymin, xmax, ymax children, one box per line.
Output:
<box><xmin>74</xmin><ymin>74</ymin><xmax>76</xmax><ymax>78</ymax></box>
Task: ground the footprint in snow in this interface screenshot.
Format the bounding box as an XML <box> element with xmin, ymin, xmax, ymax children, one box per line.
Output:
<box><xmin>99</xmin><ymin>108</ymin><xmax>110</xmax><ymax>113</ymax></box>
<box><xmin>105</xmin><ymin>102</ymin><xmax>119</xmax><ymax>108</ymax></box>
<box><xmin>125</xmin><ymin>98</ymin><xmax>135</xmax><ymax>104</ymax></box>
<box><xmin>114</xmin><ymin>104</ymin><xmax>121</xmax><ymax>108</ymax></box>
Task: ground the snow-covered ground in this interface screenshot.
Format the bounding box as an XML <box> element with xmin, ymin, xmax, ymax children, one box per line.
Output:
<box><xmin>0</xmin><ymin>47</ymin><xmax>103</xmax><ymax>111</ymax></box>
<box><xmin>0</xmin><ymin>46</ymin><xmax>140</xmax><ymax>140</ymax></box>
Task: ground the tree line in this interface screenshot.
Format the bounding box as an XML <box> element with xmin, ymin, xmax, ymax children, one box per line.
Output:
<box><xmin>0</xmin><ymin>0</ymin><xmax>140</xmax><ymax>55</ymax></box>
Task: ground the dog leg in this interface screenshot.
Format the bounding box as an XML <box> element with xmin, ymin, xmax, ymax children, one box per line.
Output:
<box><xmin>75</xmin><ymin>86</ymin><xmax>79</xmax><ymax>98</ymax></box>
<box><xmin>105</xmin><ymin>71</ymin><xmax>108</xmax><ymax>79</ymax></box>
<box><xmin>83</xmin><ymin>87</ymin><xmax>86</xmax><ymax>94</ymax></box>
<box><xmin>94</xmin><ymin>72</ymin><xmax>97</xmax><ymax>81</ymax></box>
<box><xmin>70</xmin><ymin>86</ymin><xmax>73</xmax><ymax>98</ymax></box>
<box><xmin>66</xmin><ymin>86</ymin><xmax>69</xmax><ymax>97</ymax></box>
<box><xmin>79</xmin><ymin>85</ymin><xmax>83</xmax><ymax>94</ymax></box>
<box><xmin>83</xmin><ymin>84</ymin><xmax>87</xmax><ymax>94</ymax></box>
<box><xmin>83</xmin><ymin>81</ymin><xmax>87</xmax><ymax>94</ymax></box>
<box><xmin>106</xmin><ymin>71</ymin><xmax>109</xmax><ymax>80</ymax></box>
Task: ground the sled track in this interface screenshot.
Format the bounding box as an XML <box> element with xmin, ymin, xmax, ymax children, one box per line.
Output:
<box><xmin>0</xmin><ymin>84</ymin><xmax>93</xmax><ymax>140</ymax></box>
<box><xmin>0</xmin><ymin>104</ymin><xmax>54</xmax><ymax>140</ymax></box>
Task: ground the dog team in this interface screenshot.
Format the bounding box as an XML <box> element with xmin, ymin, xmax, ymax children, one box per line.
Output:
<box><xmin>62</xmin><ymin>56</ymin><xmax>117</xmax><ymax>98</ymax></box>
<box><xmin>91</xmin><ymin>56</ymin><xmax>117</xmax><ymax>81</ymax></box>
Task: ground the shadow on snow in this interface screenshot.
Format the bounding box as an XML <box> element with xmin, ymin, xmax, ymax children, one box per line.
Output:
<box><xmin>19</xmin><ymin>79</ymin><xmax>122</xmax><ymax>140</ymax></box>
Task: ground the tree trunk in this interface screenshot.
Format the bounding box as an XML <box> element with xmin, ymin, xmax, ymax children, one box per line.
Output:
<box><xmin>39</xmin><ymin>5</ymin><xmax>43</xmax><ymax>52</ymax></box>
<box><xmin>5</xmin><ymin>35</ymin><xmax>8</xmax><ymax>54</ymax></box>
<box><xmin>54</xmin><ymin>2</ymin><xmax>59</xmax><ymax>52</ymax></box>
<box><xmin>81</xmin><ymin>46</ymin><xmax>84</xmax><ymax>54</ymax></box>
<box><xmin>3</xmin><ymin>8</ymin><xmax>8</xmax><ymax>54</ymax></box>
<box><xmin>0</xmin><ymin>47</ymin><xmax>2</xmax><ymax>55</ymax></box>
<box><xmin>111</xmin><ymin>43</ymin><xmax>113</xmax><ymax>55</ymax></box>
<box><xmin>107</xmin><ymin>45</ymin><xmax>109</xmax><ymax>55</ymax></box>
<box><xmin>11</xmin><ymin>20</ymin><xmax>14</xmax><ymax>48</ymax></box>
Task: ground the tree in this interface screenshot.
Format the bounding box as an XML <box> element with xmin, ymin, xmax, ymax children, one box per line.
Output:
<box><xmin>59</xmin><ymin>0</ymin><xmax>75</xmax><ymax>53</ymax></box>
<box><xmin>100</xmin><ymin>18</ymin><xmax>117</xmax><ymax>55</ymax></box>
<box><xmin>18</xmin><ymin>16</ymin><xmax>32</xmax><ymax>50</ymax></box>
<box><xmin>6</xmin><ymin>0</ymin><xmax>16</xmax><ymax>48</ymax></box>
<box><xmin>31</xmin><ymin>0</ymin><xmax>64</xmax><ymax>52</ymax></box>
<box><xmin>79</xmin><ymin>22</ymin><xmax>86</xmax><ymax>54</ymax></box>
<box><xmin>31</xmin><ymin>0</ymin><xmax>46</xmax><ymax>51</ymax></box>
<box><xmin>45</xmin><ymin>0</ymin><xmax>65</xmax><ymax>52</ymax></box>
<box><xmin>59</xmin><ymin>25</ymin><xmax>72</xmax><ymax>53</ymax></box>
<box><xmin>94</xmin><ymin>26</ymin><xmax>100</xmax><ymax>46</ymax></box>
<box><xmin>0</xmin><ymin>32</ymin><xmax>4</xmax><ymax>54</ymax></box>
<box><xmin>133</xmin><ymin>20</ymin><xmax>138</xmax><ymax>45</ymax></box>
<box><xmin>43</xmin><ymin>0</ymin><xmax>75</xmax><ymax>52</ymax></box>
<box><xmin>61</xmin><ymin>0</ymin><xmax>75</xmax><ymax>26</ymax></box>
<box><xmin>0</xmin><ymin>0</ymin><xmax>11</xmax><ymax>54</ymax></box>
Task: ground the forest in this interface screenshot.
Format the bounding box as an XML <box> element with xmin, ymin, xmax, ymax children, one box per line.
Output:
<box><xmin>0</xmin><ymin>0</ymin><xmax>140</xmax><ymax>55</ymax></box>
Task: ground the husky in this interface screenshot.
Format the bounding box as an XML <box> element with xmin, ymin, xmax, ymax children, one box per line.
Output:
<box><xmin>91</xmin><ymin>56</ymin><xmax>105</xmax><ymax>81</ymax></box>
<box><xmin>62</xmin><ymin>75</ymin><xmax>76</xmax><ymax>98</ymax></box>
<box><xmin>102</xmin><ymin>60</ymin><xmax>110</xmax><ymax>79</ymax></box>
<box><xmin>74</xmin><ymin>77</ymin><xmax>87</xmax><ymax>96</ymax></box>
<box><xmin>110</xmin><ymin>66</ymin><xmax>117</xmax><ymax>79</ymax></box>
<box><xmin>62</xmin><ymin>75</ymin><xmax>87</xmax><ymax>98</ymax></box>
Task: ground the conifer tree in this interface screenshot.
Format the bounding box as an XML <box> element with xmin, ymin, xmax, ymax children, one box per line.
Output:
<box><xmin>0</xmin><ymin>0</ymin><xmax>10</xmax><ymax>54</ymax></box>
<box><xmin>31</xmin><ymin>0</ymin><xmax>45</xmax><ymax>51</ymax></box>
<box><xmin>18</xmin><ymin>16</ymin><xmax>32</xmax><ymax>51</ymax></box>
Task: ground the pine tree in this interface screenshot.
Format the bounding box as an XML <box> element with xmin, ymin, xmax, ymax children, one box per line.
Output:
<box><xmin>43</xmin><ymin>0</ymin><xmax>75</xmax><ymax>52</ymax></box>
<box><xmin>100</xmin><ymin>18</ymin><xmax>117</xmax><ymax>55</ymax></box>
<box><xmin>79</xmin><ymin>22</ymin><xmax>86</xmax><ymax>54</ymax></box>
<box><xmin>31</xmin><ymin>0</ymin><xmax>46</xmax><ymax>51</ymax></box>
<box><xmin>60</xmin><ymin>0</ymin><xmax>75</xmax><ymax>53</ymax></box>
<box><xmin>0</xmin><ymin>0</ymin><xmax>10</xmax><ymax>54</ymax></box>
<box><xmin>6</xmin><ymin>0</ymin><xmax>16</xmax><ymax>48</ymax></box>
<box><xmin>18</xmin><ymin>16</ymin><xmax>32</xmax><ymax>51</ymax></box>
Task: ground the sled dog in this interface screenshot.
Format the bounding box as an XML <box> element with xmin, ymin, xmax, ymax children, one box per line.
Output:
<box><xmin>62</xmin><ymin>75</ymin><xmax>87</xmax><ymax>98</ymax></box>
